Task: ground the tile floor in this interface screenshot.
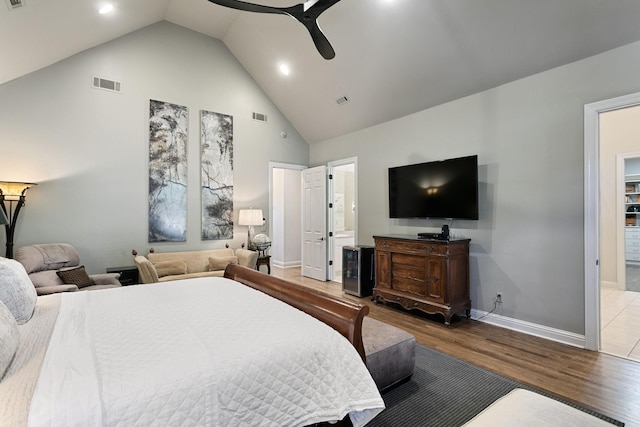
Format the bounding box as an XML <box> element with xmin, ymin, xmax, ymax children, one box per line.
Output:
<box><xmin>601</xmin><ymin>288</ymin><xmax>640</xmax><ymax>362</ymax></box>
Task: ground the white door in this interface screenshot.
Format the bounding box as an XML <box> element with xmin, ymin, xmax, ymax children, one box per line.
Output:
<box><xmin>302</xmin><ymin>166</ymin><xmax>327</xmax><ymax>281</ymax></box>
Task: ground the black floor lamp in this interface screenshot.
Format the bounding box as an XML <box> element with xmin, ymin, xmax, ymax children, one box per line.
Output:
<box><xmin>0</xmin><ymin>181</ymin><xmax>36</xmax><ymax>259</ymax></box>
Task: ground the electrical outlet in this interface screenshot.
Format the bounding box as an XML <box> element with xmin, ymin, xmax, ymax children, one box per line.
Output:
<box><xmin>495</xmin><ymin>292</ymin><xmax>503</xmax><ymax>303</ymax></box>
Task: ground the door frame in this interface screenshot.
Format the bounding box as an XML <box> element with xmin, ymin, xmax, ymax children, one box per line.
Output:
<box><xmin>327</xmin><ymin>157</ymin><xmax>358</xmax><ymax>281</ymax></box>
<box><xmin>584</xmin><ymin>91</ymin><xmax>640</xmax><ymax>351</ymax></box>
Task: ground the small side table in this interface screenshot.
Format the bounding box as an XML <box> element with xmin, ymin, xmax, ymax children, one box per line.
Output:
<box><xmin>256</xmin><ymin>255</ymin><xmax>271</xmax><ymax>274</ymax></box>
<box><xmin>107</xmin><ymin>266</ymin><xmax>139</xmax><ymax>286</ymax></box>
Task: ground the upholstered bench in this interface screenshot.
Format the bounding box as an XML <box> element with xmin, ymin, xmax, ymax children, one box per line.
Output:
<box><xmin>362</xmin><ymin>317</ymin><xmax>416</xmax><ymax>391</ymax></box>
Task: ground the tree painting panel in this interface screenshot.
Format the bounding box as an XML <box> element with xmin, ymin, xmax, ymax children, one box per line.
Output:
<box><xmin>148</xmin><ymin>99</ymin><xmax>188</xmax><ymax>242</ymax></box>
<box><xmin>201</xmin><ymin>110</ymin><xmax>233</xmax><ymax>240</ymax></box>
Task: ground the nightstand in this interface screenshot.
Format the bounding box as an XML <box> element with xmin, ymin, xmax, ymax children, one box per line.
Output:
<box><xmin>256</xmin><ymin>255</ymin><xmax>271</xmax><ymax>274</ymax></box>
<box><xmin>107</xmin><ymin>266</ymin><xmax>139</xmax><ymax>286</ymax></box>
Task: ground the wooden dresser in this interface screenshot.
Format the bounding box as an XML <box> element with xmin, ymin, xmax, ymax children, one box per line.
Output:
<box><xmin>372</xmin><ymin>235</ymin><xmax>471</xmax><ymax>325</ymax></box>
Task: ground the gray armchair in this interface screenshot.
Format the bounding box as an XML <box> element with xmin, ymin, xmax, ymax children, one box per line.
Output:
<box><xmin>14</xmin><ymin>243</ymin><xmax>121</xmax><ymax>295</ymax></box>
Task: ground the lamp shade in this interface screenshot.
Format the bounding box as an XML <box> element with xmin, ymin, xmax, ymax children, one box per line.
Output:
<box><xmin>0</xmin><ymin>181</ymin><xmax>36</xmax><ymax>201</ymax></box>
<box><xmin>238</xmin><ymin>209</ymin><xmax>263</xmax><ymax>226</ymax></box>
<box><xmin>0</xmin><ymin>207</ymin><xmax>8</xmax><ymax>225</ymax></box>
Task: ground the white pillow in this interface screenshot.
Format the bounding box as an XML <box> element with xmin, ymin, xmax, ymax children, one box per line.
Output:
<box><xmin>0</xmin><ymin>299</ymin><xmax>19</xmax><ymax>380</ymax></box>
<box><xmin>0</xmin><ymin>257</ymin><xmax>37</xmax><ymax>324</ymax></box>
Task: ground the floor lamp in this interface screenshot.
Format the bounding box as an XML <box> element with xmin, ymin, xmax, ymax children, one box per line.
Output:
<box><xmin>238</xmin><ymin>208</ymin><xmax>263</xmax><ymax>250</ymax></box>
<box><xmin>0</xmin><ymin>181</ymin><xmax>37</xmax><ymax>259</ymax></box>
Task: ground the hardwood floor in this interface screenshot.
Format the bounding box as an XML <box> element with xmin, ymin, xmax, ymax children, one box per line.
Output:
<box><xmin>272</xmin><ymin>267</ymin><xmax>640</xmax><ymax>427</ymax></box>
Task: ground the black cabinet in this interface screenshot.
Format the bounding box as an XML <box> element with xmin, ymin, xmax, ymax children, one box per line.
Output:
<box><xmin>342</xmin><ymin>246</ymin><xmax>375</xmax><ymax>297</ymax></box>
<box><xmin>107</xmin><ymin>266</ymin><xmax>139</xmax><ymax>286</ymax></box>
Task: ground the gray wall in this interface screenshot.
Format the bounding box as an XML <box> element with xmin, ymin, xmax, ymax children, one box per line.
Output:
<box><xmin>311</xmin><ymin>40</ymin><xmax>640</xmax><ymax>335</ymax></box>
<box><xmin>0</xmin><ymin>21</ymin><xmax>309</xmax><ymax>273</ymax></box>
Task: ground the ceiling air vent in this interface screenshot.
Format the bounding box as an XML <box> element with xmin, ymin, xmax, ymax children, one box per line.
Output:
<box><xmin>92</xmin><ymin>76</ymin><xmax>121</xmax><ymax>93</ymax></box>
<box><xmin>5</xmin><ymin>0</ymin><xmax>24</xmax><ymax>10</ymax></box>
<box><xmin>336</xmin><ymin>96</ymin><xmax>349</xmax><ymax>105</ymax></box>
<box><xmin>252</xmin><ymin>112</ymin><xmax>268</xmax><ymax>123</ymax></box>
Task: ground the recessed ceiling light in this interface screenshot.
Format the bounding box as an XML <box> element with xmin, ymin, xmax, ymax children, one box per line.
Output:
<box><xmin>278</xmin><ymin>63</ymin><xmax>290</xmax><ymax>76</ymax></box>
<box><xmin>98</xmin><ymin>3</ymin><xmax>114</xmax><ymax>14</ymax></box>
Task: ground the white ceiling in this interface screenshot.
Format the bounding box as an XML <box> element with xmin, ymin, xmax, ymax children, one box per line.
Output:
<box><xmin>3</xmin><ymin>0</ymin><xmax>640</xmax><ymax>143</ymax></box>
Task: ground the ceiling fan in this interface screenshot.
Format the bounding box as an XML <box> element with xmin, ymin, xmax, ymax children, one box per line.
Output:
<box><xmin>206</xmin><ymin>0</ymin><xmax>342</xmax><ymax>60</ymax></box>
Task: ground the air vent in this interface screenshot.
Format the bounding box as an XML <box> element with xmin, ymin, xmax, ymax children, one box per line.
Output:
<box><xmin>5</xmin><ymin>0</ymin><xmax>24</xmax><ymax>10</ymax></box>
<box><xmin>252</xmin><ymin>112</ymin><xmax>268</xmax><ymax>123</ymax></box>
<box><xmin>336</xmin><ymin>96</ymin><xmax>349</xmax><ymax>105</ymax></box>
<box><xmin>92</xmin><ymin>76</ymin><xmax>121</xmax><ymax>93</ymax></box>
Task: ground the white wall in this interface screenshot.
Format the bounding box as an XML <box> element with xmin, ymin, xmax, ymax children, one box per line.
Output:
<box><xmin>0</xmin><ymin>21</ymin><xmax>309</xmax><ymax>273</ymax></box>
<box><xmin>311</xmin><ymin>40</ymin><xmax>640</xmax><ymax>336</ymax></box>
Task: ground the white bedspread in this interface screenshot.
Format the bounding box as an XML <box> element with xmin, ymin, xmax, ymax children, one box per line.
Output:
<box><xmin>28</xmin><ymin>277</ymin><xmax>384</xmax><ymax>426</ymax></box>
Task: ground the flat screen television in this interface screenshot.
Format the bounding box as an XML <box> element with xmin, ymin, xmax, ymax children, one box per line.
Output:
<box><xmin>388</xmin><ymin>155</ymin><xmax>479</xmax><ymax>220</ymax></box>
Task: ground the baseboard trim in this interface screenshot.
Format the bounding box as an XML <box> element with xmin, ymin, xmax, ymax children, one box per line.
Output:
<box><xmin>470</xmin><ymin>309</ymin><xmax>586</xmax><ymax>349</ymax></box>
<box><xmin>601</xmin><ymin>280</ymin><xmax>624</xmax><ymax>291</ymax></box>
<box><xmin>271</xmin><ymin>260</ymin><xmax>301</xmax><ymax>268</ymax></box>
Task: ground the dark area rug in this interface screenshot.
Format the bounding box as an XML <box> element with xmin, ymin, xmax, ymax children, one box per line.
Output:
<box><xmin>368</xmin><ymin>344</ymin><xmax>624</xmax><ymax>426</ymax></box>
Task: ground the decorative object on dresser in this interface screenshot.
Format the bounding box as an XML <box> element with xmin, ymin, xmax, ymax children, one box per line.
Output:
<box><xmin>0</xmin><ymin>181</ymin><xmax>36</xmax><ymax>258</ymax></box>
<box><xmin>372</xmin><ymin>235</ymin><xmax>471</xmax><ymax>326</ymax></box>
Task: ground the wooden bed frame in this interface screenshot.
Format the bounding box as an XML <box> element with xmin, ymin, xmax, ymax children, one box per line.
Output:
<box><xmin>224</xmin><ymin>264</ymin><xmax>369</xmax><ymax>362</ymax></box>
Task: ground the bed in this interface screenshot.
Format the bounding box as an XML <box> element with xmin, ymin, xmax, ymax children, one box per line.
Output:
<box><xmin>0</xmin><ymin>261</ymin><xmax>384</xmax><ymax>426</ymax></box>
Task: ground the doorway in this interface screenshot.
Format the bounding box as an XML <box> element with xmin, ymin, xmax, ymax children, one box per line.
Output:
<box><xmin>269</xmin><ymin>162</ymin><xmax>306</xmax><ymax>269</ymax></box>
<box><xmin>597</xmin><ymin>107</ymin><xmax>640</xmax><ymax>361</ymax></box>
<box><xmin>269</xmin><ymin>158</ymin><xmax>358</xmax><ymax>281</ymax></box>
<box><xmin>585</xmin><ymin>92</ymin><xmax>640</xmax><ymax>356</ymax></box>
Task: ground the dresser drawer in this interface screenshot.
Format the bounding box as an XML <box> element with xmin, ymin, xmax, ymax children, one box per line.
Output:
<box><xmin>391</xmin><ymin>252</ymin><xmax>427</xmax><ymax>267</ymax></box>
<box><xmin>376</xmin><ymin>239</ymin><xmax>446</xmax><ymax>255</ymax></box>
<box><xmin>626</xmin><ymin>246</ymin><xmax>640</xmax><ymax>254</ymax></box>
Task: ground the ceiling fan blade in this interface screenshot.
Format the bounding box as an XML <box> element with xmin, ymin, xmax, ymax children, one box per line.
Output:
<box><xmin>305</xmin><ymin>23</ymin><xmax>336</xmax><ymax>60</ymax></box>
<box><xmin>206</xmin><ymin>0</ymin><xmax>342</xmax><ymax>60</ymax></box>
<box><xmin>303</xmin><ymin>0</ymin><xmax>342</xmax><ymax>16</ymax></box>
<box><xmin>206</xmin><ymin>0</ymin><xmax>285</xmax><ymax>15</ymax></box>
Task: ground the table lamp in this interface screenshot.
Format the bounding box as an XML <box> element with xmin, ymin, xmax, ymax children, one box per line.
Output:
<box><xmin>238</xmin><ymin>208</ymin><xmax>263</xmax><ymax>249</ymax></box>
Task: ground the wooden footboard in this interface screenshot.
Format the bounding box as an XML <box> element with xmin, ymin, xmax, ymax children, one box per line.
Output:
<box><xmin>224</xmin><ymin>264</ymin><xmax>369</xmax><ymax>362</ymax></box>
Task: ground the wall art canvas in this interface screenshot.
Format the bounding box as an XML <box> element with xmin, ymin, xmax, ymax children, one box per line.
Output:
<box><xmin>148</xmin><ymin>99</ymin><xmax>188</xmax><ymax>242</ymax></box>
<box><xmin>200</xmin><ymin>110</ymin><xmax>233</xmax><ymax>240</ymax></box>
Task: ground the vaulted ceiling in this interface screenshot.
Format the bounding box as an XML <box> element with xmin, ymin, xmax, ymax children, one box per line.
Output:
<box><xmin>3</xmin><ymin>0</ymin><xmax>640</xmax><ymax>143</ymax></box>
